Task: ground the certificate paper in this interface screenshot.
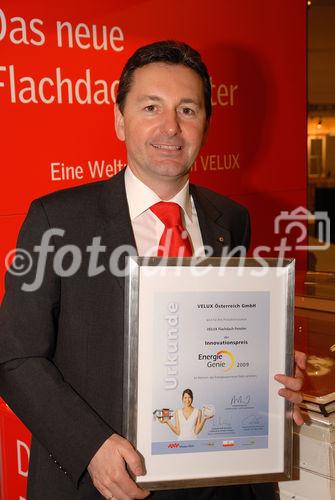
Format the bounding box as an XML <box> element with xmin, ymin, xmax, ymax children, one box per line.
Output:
<box><xmin>124</xmin><ymin>258</ymin><xmax>294</xmax><ymax>489</ymax></box>
<box><xmin>151</xmin><ymin>291</ymin><xmax>270</xmax><ymax>455</ymax></box>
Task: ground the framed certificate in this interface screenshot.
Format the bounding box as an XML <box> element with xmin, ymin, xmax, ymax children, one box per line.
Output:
<box><xmin>123</xmin><ymin>257</ymin><xmax>294</xmax><ymax>489</ymax></box>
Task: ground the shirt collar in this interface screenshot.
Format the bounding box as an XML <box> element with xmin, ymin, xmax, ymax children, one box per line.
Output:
<box><xmin>124</xmin><ymin>167</ymin><xmax>192</xmax><ymax>222</ymax></box>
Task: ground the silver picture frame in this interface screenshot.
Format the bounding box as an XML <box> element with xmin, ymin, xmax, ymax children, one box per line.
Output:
<box><xmin>123</xmin><ymin>257</ymin><xmax>295</xmax><ymax>490</ymax></box>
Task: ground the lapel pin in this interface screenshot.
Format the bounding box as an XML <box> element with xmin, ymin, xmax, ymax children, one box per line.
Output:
<box><xmin>218</xmin><ymin>236</ymin><xmax>225</xmax><ymax>243</ymax></box>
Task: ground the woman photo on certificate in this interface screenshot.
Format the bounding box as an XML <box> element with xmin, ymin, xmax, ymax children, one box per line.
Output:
<box><xmin>161</xmin><ymin>389</ymin><xmax>213</xmax><ymax>440</ymax></box>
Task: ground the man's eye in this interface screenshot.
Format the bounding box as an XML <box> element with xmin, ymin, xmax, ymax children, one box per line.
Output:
<box><xmin>144</xmin><ymin>105</ymin><xmax>156</xmax><ymax>112</ymax></box>
<box><xmin>181</xmin><ymin>107</ymin><xmax>195</xmax><ymax>116</ymax></box>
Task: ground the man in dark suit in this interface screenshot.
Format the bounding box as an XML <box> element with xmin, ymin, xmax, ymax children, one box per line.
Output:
<box><xmin>0</xmin><ymin>41</ymin><xmax>304</xmax><ymax>500</ymax></box>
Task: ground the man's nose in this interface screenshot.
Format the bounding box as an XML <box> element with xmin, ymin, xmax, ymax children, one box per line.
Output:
<box><xmin>160</xmin><ymin>110</ymin><xmax>181</xmax><ymax>136</ymax></box>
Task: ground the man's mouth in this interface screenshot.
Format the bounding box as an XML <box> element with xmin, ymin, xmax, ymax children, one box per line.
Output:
<box><xmin>151</xmin><ymin>144</ymin><xmax>182</xmax><ymax>150</ymax></box>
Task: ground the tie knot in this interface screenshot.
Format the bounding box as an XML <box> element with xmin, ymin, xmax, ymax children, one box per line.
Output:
<box><xmin>150</xmin><ymin>201</ymin><xmax>183</xmax><ymax>228</ymax></box>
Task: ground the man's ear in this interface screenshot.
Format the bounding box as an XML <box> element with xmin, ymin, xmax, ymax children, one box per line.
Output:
<box><xmin>114</xmin><ymin>104</ymin><xmax>125</xmax><ymax>141</ymax></box>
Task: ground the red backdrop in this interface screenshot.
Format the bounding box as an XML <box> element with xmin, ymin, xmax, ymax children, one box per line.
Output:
<box><xmin>0</xmin><ymin>1</ymin><xmax>306</xmax><ymax>498</ymax></box>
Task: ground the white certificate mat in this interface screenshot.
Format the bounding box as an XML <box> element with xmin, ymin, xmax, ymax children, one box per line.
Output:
<box><xmin>124</xmin><ymin>258</ymin><xmax>294</xmax><ymax>489</ymax></box>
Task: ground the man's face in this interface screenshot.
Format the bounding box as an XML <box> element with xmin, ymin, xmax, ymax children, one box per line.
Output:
<box><xmin>115</xmin><ymin>63</ymin><xmax>208</xmax><ymax>187</ymax></box>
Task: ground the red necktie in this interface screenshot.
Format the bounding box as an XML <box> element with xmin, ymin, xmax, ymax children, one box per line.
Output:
<box><xmin>150</xmin><ymin>202</ymin><xmax>193</xmax><ymax>257</ymax></box>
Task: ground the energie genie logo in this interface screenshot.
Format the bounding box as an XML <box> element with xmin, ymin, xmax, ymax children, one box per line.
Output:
<box><xmin>198</xmin><ymin>350</ymin><xmax>235</xmax><ymax>371</ymax></box>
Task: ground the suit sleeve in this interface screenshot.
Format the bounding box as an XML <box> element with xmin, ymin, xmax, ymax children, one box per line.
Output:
<box><xmin>240</xmin><ymin>207</ymin><xmax>251</xmax><ymax>251</ymax></box>
<box><xmin>0</xmin><ymin>199</ymin><xmax>113</xmax><ymax>486</ymax></box>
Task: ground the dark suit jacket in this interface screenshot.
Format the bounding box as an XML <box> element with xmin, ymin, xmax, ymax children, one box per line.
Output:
<box><xmin>0</xmin><ymin>170</ymin><xmax>275</xmax><ymax>499</ymax></box>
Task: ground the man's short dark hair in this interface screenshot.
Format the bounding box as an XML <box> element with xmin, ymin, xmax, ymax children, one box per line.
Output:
<box><xmin>116</xmin><ymin>40</ymin><xmax>212</xmax><ymax>119</ymax></box>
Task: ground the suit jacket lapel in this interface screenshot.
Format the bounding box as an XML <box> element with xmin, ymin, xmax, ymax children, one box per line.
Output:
<box><xmin>97</xmin><ymin>170</ymin><xmax>137</xmax><ymax>289</ymax></box>
<box><xmin>190</xmin><ymin>184</ymin><xmax>232</xmax><ymax>257</ymax></box>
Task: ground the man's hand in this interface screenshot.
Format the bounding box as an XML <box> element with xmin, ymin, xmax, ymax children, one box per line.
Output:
<box><xmin>87</xmin><ymin>434</ymin><xmax>150</xmax><ymax>500</ymax></box>
<box><xmin>274</xmin><ymin>350</ymin><xmax>307</xmax><ymax>426</ymax></box>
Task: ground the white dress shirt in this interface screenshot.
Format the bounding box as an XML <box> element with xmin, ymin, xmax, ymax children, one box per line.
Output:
<box><xmin>124</xmin><ymin>167</ymin><xmax>204</xmax><ymax>256</ymax></box>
